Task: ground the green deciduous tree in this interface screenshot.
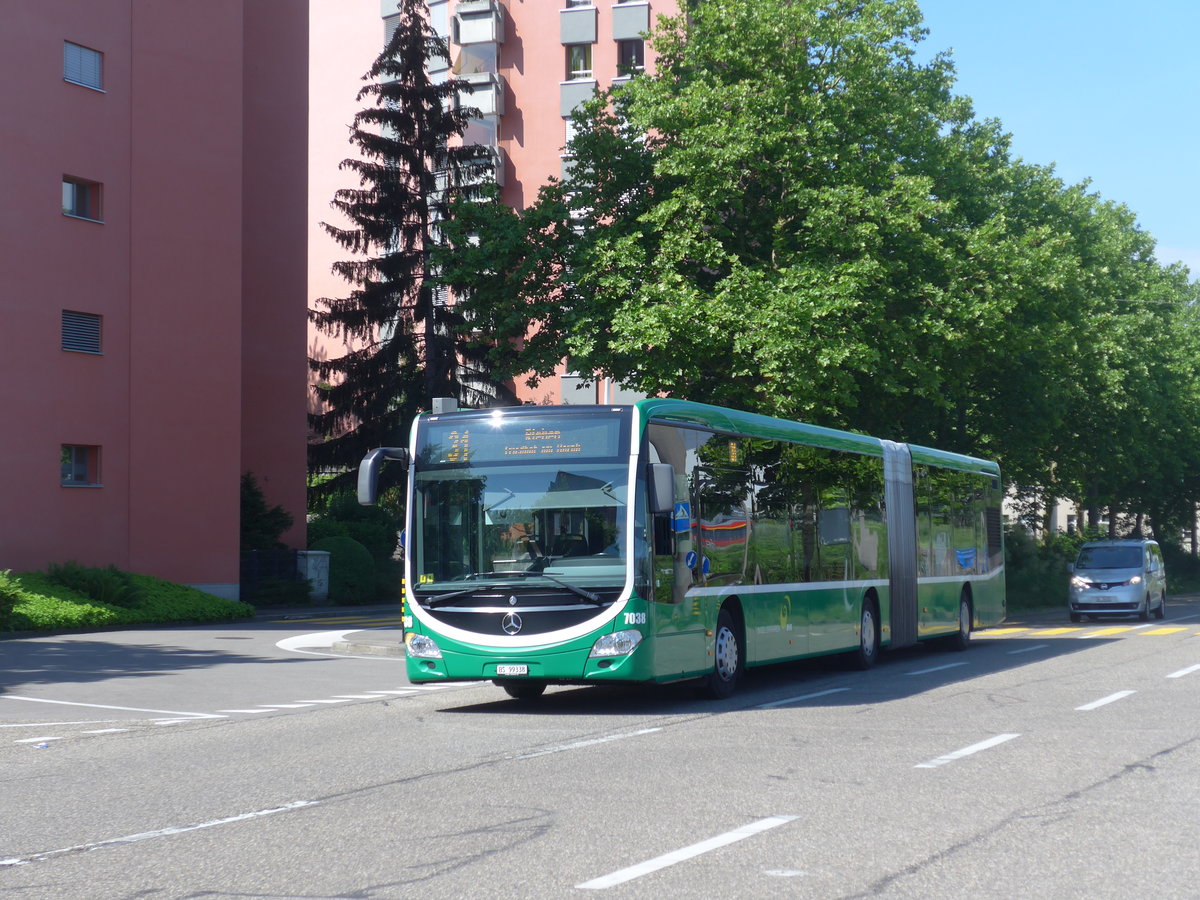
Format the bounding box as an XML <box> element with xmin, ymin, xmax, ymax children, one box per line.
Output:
<box><xmin>441</xmin><ymin>0</ymin><xmax>1200</xmax><ymax>535</ymax></box>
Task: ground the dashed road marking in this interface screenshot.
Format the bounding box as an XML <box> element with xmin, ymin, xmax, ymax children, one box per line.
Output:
<box><xmin>1076</xmin><ymin>690</ymin><xmax>1136</xmax><ymax>711</ymax></box>
<box><xmin>916</xmin><ymin>733</ymin><xmax>1020</xmax><ymax>769</ymax></box>
<box><xmin>1167</xmin><ymin>664</ymin><xmax>1200</xmax><ymax>679</ymax></box>
<box><xmin>576</xmin><ymin>815</ymin><xmax>798</xmax><ymax>890</ymax></box>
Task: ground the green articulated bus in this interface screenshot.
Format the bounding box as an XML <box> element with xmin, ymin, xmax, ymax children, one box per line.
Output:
<box><xmin>357</xmin><ymin>399</ymin><xmax>1006</xmax><ymax>699</ymax></box>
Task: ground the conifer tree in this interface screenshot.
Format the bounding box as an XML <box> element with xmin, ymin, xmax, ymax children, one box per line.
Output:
<box><xmin>309</xmin><ymin>0</ymin><xmax>511</xmax><ymax>493</ymax></box>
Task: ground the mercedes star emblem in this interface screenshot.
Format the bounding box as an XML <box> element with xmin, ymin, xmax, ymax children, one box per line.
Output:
<box><xmin>502</xmin><ymin>612</ymin><xmax>523</xmax><ymax>635</ymax></box>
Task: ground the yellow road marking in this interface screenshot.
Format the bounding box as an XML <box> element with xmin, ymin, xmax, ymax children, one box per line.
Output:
<box><xmin>1083</xmin><ymin>627</ymin><xmax>1134</xmax><ymax>637</ymax></box>
<box><xmin>1138</xmin><ymin>627</ymin><xmax>1189</xmax><ymax>636</ymax></box>
<box><xmin>1029</xmin><ymin>627</ymin><xmax>1083</xmax><ymax>635</ymax></box>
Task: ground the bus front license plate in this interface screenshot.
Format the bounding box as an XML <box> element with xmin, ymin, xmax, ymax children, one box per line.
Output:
<box><xmin>496</xmin><ymin>665</ymin><xmax>528</xmax><ymax>676</ymax></box>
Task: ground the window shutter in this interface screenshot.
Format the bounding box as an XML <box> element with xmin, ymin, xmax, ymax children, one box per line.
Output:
<box><xmin>64</xmin><ymin>42</ymin><xmax>103</xmax><ymax>89</ymax></box>
<box><xmin>62</xmin><ymin>310</ymin><xmax>102</xmax><ymax>353</ymax></box>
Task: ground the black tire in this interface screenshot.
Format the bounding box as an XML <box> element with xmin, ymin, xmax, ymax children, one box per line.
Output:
<box><xmin>1139</xmin><ymin>594</ymin><xmax>1151</xmax><ymax>622</ymax></box>
<box><xmin>1069</xmin><ymin>611</ymin><xmax>1082</xmax><ymax>623</ymax></box>
<box><xmin>704</xmin><ymin>608</ymin><xmax>742</xmax><ymax>699</ymax></box>
<box><xmin>1154</xmin><ymin>592</ymin><xmax>1167</xmax><ymax>620</ymax></box>
<box><xmin>849</xmin><ymin>597</ymin><xmax>880</xmax><ymax>670</ymax></box>
<box><xmin>498</xmin><ymin>680</ymin><xmax>546</xmax><ymax>701</ymax></box>
<box><xmin>945</xmin><ymin>592</ymin><xmax>971</xmax><ymax>651</ymax></box>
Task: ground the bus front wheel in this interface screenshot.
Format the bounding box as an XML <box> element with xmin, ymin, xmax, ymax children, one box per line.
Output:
<box><xmin>497</xmin><ymin>680</ymin><xmax>547</xmax><ymax>701</ymax></box>
<box><xmin>704</xmin><ymin>608</ymin><xmax>742</xmax><ymax>699</ymax></box>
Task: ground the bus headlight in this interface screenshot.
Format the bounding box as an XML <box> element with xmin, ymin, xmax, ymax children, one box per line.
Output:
<box><xmin>589</xmin><ymin>629</ymin><xmax>643</xmax><ymax>658</ymax></box>
<box><xmin>406</xmin><ymin>633</ymin><xmax>443</xmax><ymax>659</ymax></box>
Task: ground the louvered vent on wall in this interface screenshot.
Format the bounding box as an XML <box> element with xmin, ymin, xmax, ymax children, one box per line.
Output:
<box><xmin>62</xmin><ymin>310</ymin><xmax>102</xmax><ymax>353</ymax></box>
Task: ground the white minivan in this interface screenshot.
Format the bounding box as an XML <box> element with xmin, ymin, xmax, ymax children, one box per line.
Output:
<box><xmin>1068</xmin><ymin>539</ymin><xmax>1167</xmax><ymax>622</ymax></box>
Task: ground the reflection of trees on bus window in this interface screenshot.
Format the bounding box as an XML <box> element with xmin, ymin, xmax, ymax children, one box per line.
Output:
<box><xmin>914</xmin><ymin>465</ymin><xmax>1002</xmax><ymax>578</ymax></box>
<box><xmin>680</xmin><ymin>430</ymin><xmax>887</xmax><ymax>587</ymax></box>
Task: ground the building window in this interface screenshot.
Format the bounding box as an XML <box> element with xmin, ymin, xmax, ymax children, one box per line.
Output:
<box><xmin>62</xmin><ymin>311</ymin><xmax>102</xmax><ymax>354</ymax></box>
<box><xmin>61</xmin><ymin>445</ymin><xmax>101</xmax><ymax>487</ymax></box>
<box><xmin>565</xmin><ymin>0</ymin><xmax>592</xmax><ymax>6</ymax></box>
<box><xmin>63</xmin><ymin>177</ymin><xmax>102</xmax><ymax>221</ymax></box>
<box><xmin>453</xmin><ymin>43</ymin><xmax>497</xmax><ymax>77</ymax></box>
<box><xmin>566</xmin><ymin>43</ymin><xmax>592</xmax><ymax>80</ymax></box>
<box><xmin>617</xmin><ymin>39</ymin><xmax>644</xmax><ymax>76</ymax></box>
<box><xmin>64</xmin><ymin>41</ymin><xmax>103</xmax><ymax>90</ymax></box>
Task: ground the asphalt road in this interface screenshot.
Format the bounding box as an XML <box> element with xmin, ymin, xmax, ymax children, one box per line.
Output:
<box><xmin>2</xmin><ymin>600</ymin><xmax>1198</xmax><ymax>899</ymax></box>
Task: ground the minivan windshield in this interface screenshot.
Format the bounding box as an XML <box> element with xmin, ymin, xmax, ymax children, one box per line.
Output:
<box><xmin>1076</xmin><ymin>545</ymin><xmax>1143</xmax><ymax>569</ymax></box>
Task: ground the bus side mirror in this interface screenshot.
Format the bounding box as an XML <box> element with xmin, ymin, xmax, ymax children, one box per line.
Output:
<box><xmin>648</xmin><ymin>463</ymin><xmax>675</xmax><ymax>515</ymax></box>
<box><xmin>357</xmin><ymin>447</ymin><xmax>410</xmax><ymax>506</ymax></box>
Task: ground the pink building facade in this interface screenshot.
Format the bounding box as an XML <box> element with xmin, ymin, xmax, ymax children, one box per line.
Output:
<box><xmin>1</xmin><ymin>1</ymin><xmax>309</xmax><ymax>598</ymax></box>
<box><xmin>308</xmin><ymin>1</ymin><xmax>678</xmax><ymax>414</ymax></box>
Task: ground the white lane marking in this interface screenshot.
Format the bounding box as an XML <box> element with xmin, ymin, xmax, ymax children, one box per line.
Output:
<box><xmin>0</xmin><ymin>800</ymin><xmax>317</xmax><ymax>868</ymax></box>
<box><xmin>576</xmin><ymin>815</ymin><xmax>799</xmax><ymax>890</ymax></box>
<box><xmin>15</xmin><ymin>737</ymin><xmax>63</xmax><ymax>744</ymax></box>
<box><xmin>331</xmin><ymin>694</ymin><xmax>383</xmax><ymax>700</ymax></box>
<box><xmin>514</xmin><ymin>728</ymin><xmax>661</xmax><ymax>760</ymax></box>
<box><xmin>0</xmin><ymin>721</ymin><xmax>115</xmax><ymax>728</ymax></box>
<box><xmin>363</xmin><ymin>690</ymin><xmax>416</xmax><ymax>695</ymax></box>
<box><xmin>1</xmin><ymin>696</ymin><xmax>223</xmax><ymax>719</ymax></box>
<box><xmin>1167</xmin><ymin>664</ymin><xmax>1200</xmax><ymax>679</ymax></box>
<box><xmin>916</xmin><ymin>733</ymin><xmax>1021</xmax><ymax>769</ymax></box>
<box><xmin>757</xmin><ymin>688</ymin><xmax>850</xmax><ymax>709</ymax></box>
<box><xmin>216</xmin><ymin>709</ymin><xmax>271</xmax><ymax>714</ymax></box>
<box><xmin>907</xmin><ymin>662</ymin><xmax>969</xmax><ymax>676</ymax></box>
<box><xmin>81</xmin><ymin>729</ymin><xmax>128</xmax><ymax>735</ymax></box>
<box><xmin>293</xmin><ymin>699</ymin><xmax>354</xmax><ymax>704</ymax></box>
<box><xmin>254</xmin><ymin>704</ymin><xmax>311</xmax><ymax>709</ymax></box>
<box><xmin>1076</xmin><ymin>690</ymin><xmax>1136</xmax><ymax>711</ymax></box>
<box><xmin>1008</xmin><ymin>644</ymin><xmax>1050</xmax><ymax>655</ymax></box>
<box><xmin>275</xmin><ymin>630</ymin><xmax>359</xmax><ymax>656</ymax></box>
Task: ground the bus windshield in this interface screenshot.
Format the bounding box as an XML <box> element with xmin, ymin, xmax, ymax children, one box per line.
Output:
<box><xmin>409</xmin><ymin>409</ymin><xmax>635</xmax><ymax>593</ymax></box>
<box><xmin>412</xmin><ymin>463</ymin><xmax>631</xmax><ymax>591</ymax></box>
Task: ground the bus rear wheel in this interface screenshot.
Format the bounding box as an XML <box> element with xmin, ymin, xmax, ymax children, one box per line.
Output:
<box><xmin>945</xmin><ymin>591</ymin><xmax>971</xmax><ymax>651</ymax></box>
<box><xmin>850</xmin><ymin>597</ymin><xmax>879</xmax><ymax>670</ymax></box>
<box><xmin>498</xmin><ymin>680</ymin><xmax>547</xmax><ymax>701</ymax></box>
<box><xmin>704</xmin><ymin>608</ymin><xmax>742</xmax><ymax>699</ymax></box>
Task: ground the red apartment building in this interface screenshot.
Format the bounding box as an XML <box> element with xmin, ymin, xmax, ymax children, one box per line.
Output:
<box><xmin>1</xmin><ymin>2</ymin><xmax>309</xmax><ymax>598</ymax></box>
<box><xmin>309</xmin><ymin>0</ymin><xmax>678</xmax><ymax>410</ymax></box>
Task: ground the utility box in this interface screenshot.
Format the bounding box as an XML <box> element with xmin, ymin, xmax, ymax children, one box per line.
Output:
<box><xmin>296</xmin><ymin>550</ymin><xmax>331</xmax><ymax>602</ymax></box>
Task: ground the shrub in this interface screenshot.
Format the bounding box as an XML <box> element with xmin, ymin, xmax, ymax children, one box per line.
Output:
<box><xmin>3</xmin><ymin>570</ymin><xmax>253</xmax><ymax>632</ymax></box>
<box><xmin>308</xmin><ymin>493</ymin><xmax>399</xmax><ymax>563</ymax></box>
<box><xmin>310</xmin><ymin>536</ymin><xmax>376</xmax><ymax>605</ymax></box>
<box><xmin>0</xmin><ymin>569</ymin><xmax>25</xmax><ymax>628</ymax></box>
<box><xmin>47</xmin><ymin>561</ymin><xmax>143</xmax><ymax>608</ymax></box>
<box><xmin>1004</xmin><ymin>526</ymin><xmax>1071</xmax><ymax>610</ymax></box>
<box><xmin>241</xmin><ymin>471</ymin><xmax>294</xmax><ymax>551</ymax></box>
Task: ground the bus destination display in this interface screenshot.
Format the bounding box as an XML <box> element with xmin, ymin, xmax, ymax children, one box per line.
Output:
<box><xmin>420</xmin><ymin>414</ymin><xmax>625</xmax><ymax>465</ymax></box>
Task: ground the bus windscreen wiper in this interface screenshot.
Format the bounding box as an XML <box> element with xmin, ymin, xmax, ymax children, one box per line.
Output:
<box><xmin>435</xmin><ymin>571</ymin><xmax>603</xmax><ymax>605</ymax></box>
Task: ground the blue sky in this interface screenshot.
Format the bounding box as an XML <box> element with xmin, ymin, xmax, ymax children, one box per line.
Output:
<box><xmin>916</xmin><ymin>0</ymin><xmax>1199</xmax><ymax>278</ymax></box>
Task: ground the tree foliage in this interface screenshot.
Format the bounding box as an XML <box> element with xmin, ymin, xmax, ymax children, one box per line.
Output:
<box><xmin>309</xmin><ymin>0</ymin><xmax>514</xmax><ymax>495</ymax></box>
<box><xmin>440</xmin><ymin>0</ymin><xmax>1200</xmax><ymax>539</ymax></box>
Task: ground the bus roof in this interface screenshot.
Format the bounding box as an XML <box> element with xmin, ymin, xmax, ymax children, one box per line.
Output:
<box><xmin>635</xmin><ymin>398</ymin><xmax>1000</xmax><ymax>478</ymax></box>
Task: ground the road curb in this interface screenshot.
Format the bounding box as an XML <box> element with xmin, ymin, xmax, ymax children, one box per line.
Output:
<box><xmin>331</xmin><ymin>639</ymin><xmax>406</xmax><ymax>659</ymax></box>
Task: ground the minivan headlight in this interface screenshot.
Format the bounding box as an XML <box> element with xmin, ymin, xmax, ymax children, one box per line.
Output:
<box><xmin>1129</xmin><ymin>575</ymin><xmax>1142</xmax><ymax>585</ymax></box>
<box><xmin>590</xmin><ymin>629</ymin><xmax>643</xmax><ymax>657</ymax></box>
<box><xmin>1070</xmin><ymin>575</ymin><xmax>1090</xmax><ymax>589</ymax></box>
